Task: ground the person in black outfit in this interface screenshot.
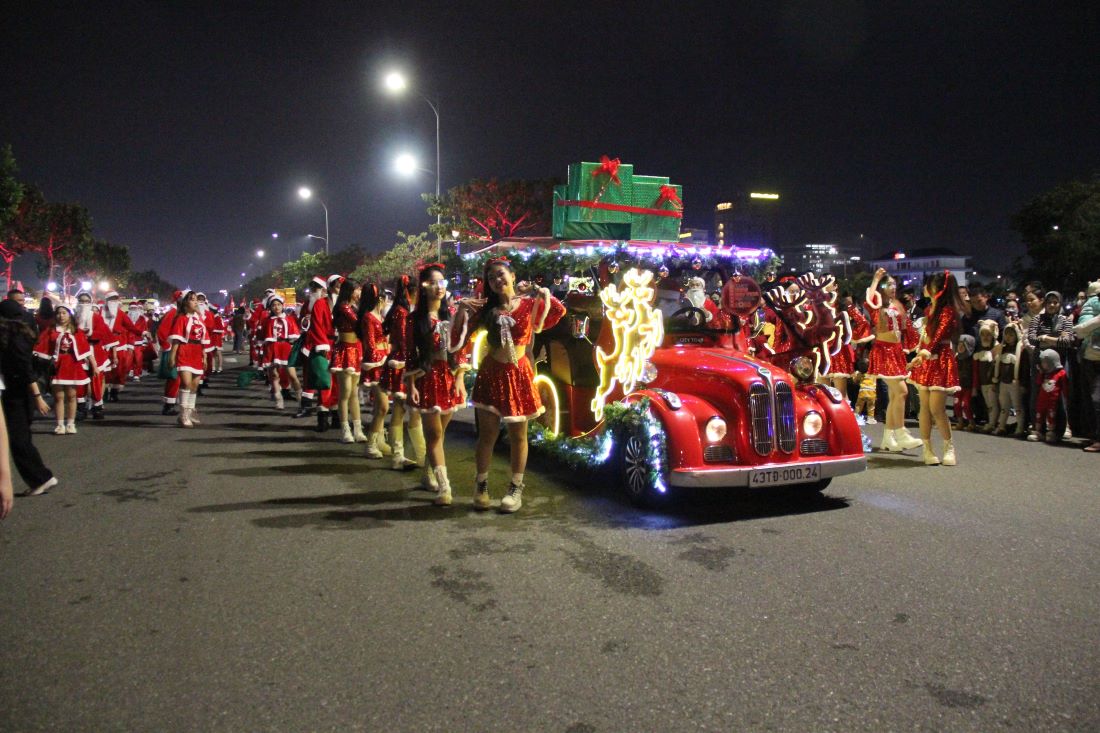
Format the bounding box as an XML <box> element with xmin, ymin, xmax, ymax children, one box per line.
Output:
<box><xmin>0</xmin><ymin>300</ymin><xmax>58</xmax><ymax>496</ymax></box>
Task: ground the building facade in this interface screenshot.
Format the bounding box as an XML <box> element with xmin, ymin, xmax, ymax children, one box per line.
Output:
<box><xmin>714</xmin><ymin>192</ymin><xmax>779</xmax><ymax>250</ymax></box>
<box><xmin>868</xmin><ymin>248</ymin><xmax>972</xmax><ymax>288</ymax></box>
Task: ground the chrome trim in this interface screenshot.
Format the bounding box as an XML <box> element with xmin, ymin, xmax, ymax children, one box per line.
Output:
<box><xmin>800</xmin><ymin>437</ymin><xmax>828</xmax><ymax>456</ymax></box>
<box><xmin>703</xmin><ymin>444</ymin><xmax>735</xmax><ymax>463</ymax></box>
<box><xmin>748</xmin><ymin>382</ymin><xmax>774</xmax><ymax>455</ymax></box>
<box><xmin>668</xmin><ymin>455</ymin><xmax>867</xmax><ymax>488</ymax></box>
<box><xmin>775</xmin><ymin>382</ymin><xmax>796</xmax><ymax>453</ymax></box>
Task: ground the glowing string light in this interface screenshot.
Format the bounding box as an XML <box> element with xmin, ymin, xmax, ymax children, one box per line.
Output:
<box><xmin>532</xmin><ymin>374</ymin><xmax>561</xmax><ymax>436</ymax></box>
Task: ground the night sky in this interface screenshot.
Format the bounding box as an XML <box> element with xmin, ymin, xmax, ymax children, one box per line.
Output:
<box><xmin>3</xmin><ymin>1</ymin><xmax>1098</xmax><ymax>294</ymax></box>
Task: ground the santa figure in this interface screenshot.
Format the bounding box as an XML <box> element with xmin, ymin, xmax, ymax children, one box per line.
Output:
<box><xmin>684</xmin><ymin>277</ymin><xmax>722</xmax><ymax>328</ymax></box>
<box><xmin>102</xmin><ymin>291</ymin><xmax>144</xmax><ymax>402</ymax></box>
<box><xmin>127</xmin><ymin>300</ymin><xmax>152</xmax><ymax>381</ymax></box>
<box><xmin>74</xmin><ymin>290</ymin><xmax>118</xmax><ymax>419</ymax></box>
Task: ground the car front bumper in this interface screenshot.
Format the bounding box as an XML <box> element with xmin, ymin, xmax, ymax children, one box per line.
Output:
<box><xmin>667</xmin><ymin>455</ymin><xmax>867</xmax><ymax>488</ymax></box>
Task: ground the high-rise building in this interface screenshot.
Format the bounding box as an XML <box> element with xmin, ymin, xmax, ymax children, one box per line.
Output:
<box><xmin>714</xmin><ymin>192</ymin><xmax>779</xmax><ymax>250</ymax></box>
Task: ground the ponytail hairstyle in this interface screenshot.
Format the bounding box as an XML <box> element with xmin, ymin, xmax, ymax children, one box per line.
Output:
<box><xmin>382</xmin><ymin>274</ymin><xmax>413</xmax><ymax>336</ymax></box>
<box><xmin>923</xmin><ymin>270</ymin><xmax>964</xmax><ymax>339</ymax></box>
<box><xmin>478</xmin><ymin>257</ymin><xmax>515</xmax><ymax>348</ymax></box>
<box><xmin>333</xmin><ymin>278</ymin><xmax>358</xmax><ymax>315</ymax></box>
<box><xmin>410</xmin><ymin>264</ymin><xmax>451</xmax><ymax>373</ymax></box>
<box><xmin>355</xmin><ymin>282</ymin><xmax>380</xmax><ymax>340</ymax></box>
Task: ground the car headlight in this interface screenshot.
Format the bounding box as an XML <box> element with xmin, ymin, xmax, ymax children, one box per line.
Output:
<box><xmin>790</xmin><ymin>356</ymin><xmax>815</xmax><ymax>383</ymax></box>
<box><xmin>802</xmin><ymin>411</ymin><xmax>823</xmax><ymax>436</ymax></box>
<box><xmin>705</xmin><ymin>416</ymin><xmax>727</xmax><ymax>443</ymax></box>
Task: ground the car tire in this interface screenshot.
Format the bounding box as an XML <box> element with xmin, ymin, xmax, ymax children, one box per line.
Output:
<box><xmin>620</xmin><ymin>423</ymin><xmax>670</xmax><ymax>508</ymax></box>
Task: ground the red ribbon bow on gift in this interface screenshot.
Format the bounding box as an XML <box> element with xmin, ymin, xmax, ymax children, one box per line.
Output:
<box><xmin>590</xmin><ymin>155</ymin><xmax>622</xmax><ymax>185</ymax></box>
<box><xmin>656</xmin><ymin>184</ymin><xmax>683</xmax><ymax>210</ymax></box>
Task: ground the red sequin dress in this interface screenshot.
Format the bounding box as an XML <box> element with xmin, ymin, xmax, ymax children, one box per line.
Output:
<box><xmin>380</xmin><ymin>305</ymin><xmax>409</xmax><ymax>398</ymax></box>
<box><xmin>828</xmin><ymin>304</ymin><xmax>872</xmax><ymax>378</ymax></box>
<box><xmin>33</xmin><ymin>328</ymin><xmax>93</xmax><ymax>386</ymax></box>
<box><xmin>908</xmin><ymin>305</ymin><xmax>960</xmax><ymax>392</ymax></box>
<box><xmin>168</xmin><ymin>313</ymin><xmax>209</xmax><ymax>375</ymax></box>
<box><xmin>329</xmin><ymin>304</ymin><xmax>362</xmax><ymax>373</ymax></box>
<box><xmin>406</xmin><ymin>316</ymin><xmax>465</xmax><ymax>415</ymax></box>
<box><xmin>456</xmin><ymin>293</ymin><xmax>566</xmax><ymax>422</ymax></box>
<box><xmin>864</xmin><ymin>293</ymin><xmax>910</xmax><ymax>381</ymax></box>
<box><xmin>263</xmin><ymin>313</ymin><xmax>301</xmax><ymax>367</ymax></box>
<box><xmin>360</xmin><ymin>311</ymin><xmax>389</xmax><ymax>387</ymax></box>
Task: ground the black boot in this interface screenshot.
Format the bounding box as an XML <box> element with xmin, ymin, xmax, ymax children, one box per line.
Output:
<box><xmin>316</xmin><ymin>410</ymin><xmax>329</xmax><ymax>433</ymax></box>
<box><xmin>161</xmin><ymin>403</ymin><xmax>178</xmax><ymax>416</ymax></box>
<box><xmin>330</xmin><ymin>411</ymin><xmax>340</xmax><ymax>429</ymax></box>
<box><xmin>91</xmin><ymin>405</ymin><xmax>105</xmax><ymax>420</ymax></box>
<box><xmin>76</xmin><ymin>405</ymin><xmax>88</xmax><ymax>421</ymax></box>
<box><xmin>293</xmin><ymin>396</ymin><xmax>313</xmax><ymax>418</ymax></box>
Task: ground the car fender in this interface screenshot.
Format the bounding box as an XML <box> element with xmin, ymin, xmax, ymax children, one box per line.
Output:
<box><xmin>802</xmin><ymin>384</ymin><xmax>864</xmax><ymax>455</ymax></box>
<box><xmin>622</xmin><ymin>389</ymin><xmax>724</xmax><ymax>471</ymax></box>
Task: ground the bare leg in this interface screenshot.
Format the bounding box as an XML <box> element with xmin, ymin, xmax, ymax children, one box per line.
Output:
<box><xmin>370</xmin><ymin>387</ymin><xmax>389</xmax><ymax>434</ymax></box>
<box><xmin>286</xmin><ymin>368</ymin><xmax>301</xmax><ymax>394</ymax></box>
<box><xmin>65</xmin><ymin>388</ymin><xmax>78</xmax><ymax>421</ymax></box>
<box><xmin>506</xmin><ymin>421</ymin><xmax>529</xmax><ymax>475</ymax></box>
<box><xmin>52</xmin><ymin>387</ymin><xmax>66</xmax><ymax>424</ymax></box>
<box><xmin>930</xmin><ymin>391</ymin><xmax>952</xmax><ymax>440</ymax></box>
<box><xmin>422</xmin><ymin>412</ymin><xmax>452</xmax><ymax>468</ymax></box>
<box><xmin>886</xmin><ymin>380</ymin><xmax>907</xmax><ymax>429</ymax></box>
<box><xmin>475</xmin><ymin>408</ymin><xmax>502</xmax><ymax>475</ymax></box>
<box><xmin>918</xmin><ymin>387</ymin><xmax>933</xmax><ymax>443</ymax></box>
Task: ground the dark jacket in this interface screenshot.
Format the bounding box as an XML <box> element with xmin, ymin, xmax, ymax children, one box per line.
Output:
<box><xmin>0</xmin><ymin>315</ymin><xmax>38</xmax><ymax>397</ymax></box>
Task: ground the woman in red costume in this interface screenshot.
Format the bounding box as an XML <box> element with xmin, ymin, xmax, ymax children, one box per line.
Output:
<box><xmin>357</xmin><ymin>283</ymin><xmax>392</xmax><ymax>457</ymax></box>
<box><xmin>826</xmin><ymin>292</ymin><xmax>873</xmax><ymax>400</ymax></box>
<box><xmin>379</xmin><ymin>277</ymin><xmax>429</xmax><ymax>482</ymax></box>
<box><xmin>167</xmin><ymin>290</ymin><xmax>209</xmax><ymax>428</ymax></box>
<box><xmin>329</xmin><ymin>279</ymin><xmax>366</xmax><ymax>444</ymax></box>
<box><xmin>866</xmin><ymin>268</ymin><xmax>923</xmax><ymax>452</ymax></box>
<box><xmin>404</xmin><ymin>265</ymin><xmax>468</xmax><ymax>505</ymax></box>
<box><xmin>908</xmin><ymin>271</ymin><xmax>966</xmax><ymax>466</ymax></box>
<box><xmin>33</xmin><ymin>305</ymin><xmax>97</xmax><ymax>435</ymax></box>
<box><xmin>262</xmin><ymin>295</ymin><xmax>302</xmax><ymax>410</ymax></box>
<box><xmin>451</xmin><ymin>258</ymin><xmax>566</xmax><ymax>513</ymax></box>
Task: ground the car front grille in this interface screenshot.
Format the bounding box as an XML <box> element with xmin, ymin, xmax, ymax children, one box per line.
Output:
<box><xmin>703</xmin><ymin>444</ymin><xmax>735</xmax><ymax>463</ymax></box>
<box><xmin>800</xmin><ymin>438</ymin><xmax>828</xmax><ymax>456</ymax></box>
<box><xmin>775</xmin><ymin>382</ymin><xmax>796</xmax><ymax>453</ymax></box>
<box><xmin>748</xmin><ymin>383</ymin><xmax>774</xmax><ymax>455</ymax></box>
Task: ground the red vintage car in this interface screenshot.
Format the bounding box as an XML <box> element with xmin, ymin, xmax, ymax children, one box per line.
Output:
<box><xmin>502</xmin><ymin>243</ymin><xmax>867</xmax><ymax>506</ymax></box>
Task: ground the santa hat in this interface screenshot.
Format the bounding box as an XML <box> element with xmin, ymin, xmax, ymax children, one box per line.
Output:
<box><xmin>75</xmin><ymin>289</ymin><xmax>92</xmax><ymax>301</ymax></box>
<box><xmin>105</xmin><ymin>290</ymin><xmax>120</xmax><ymax>300</ymax></box>
<box><xmin>7</xmin><ymin>280</ymin><xmax>25</xmax><ymax>294</ymax></box>
<box><xmin>310</xmin><ymin>276</ymin><xmax>328</xmax><ymax>290</ymax></box>
<box><xmin>196</xmin><ymin>291</ymin><xmax>207</xmax><ymax>300</ymax></box>
<box><xmin>265</xmin><ymin>288</ymin><xmax>275</xmax><ymax>295</ymax></box>
<box><xmin>267</xmin><ymin>294</ymin><xmax>284</xmax><ymax>306</ymax></box>
<box><xmin>327</xmin><ymin>274</ymin><xmax>345</xmax><ymax>290</ymax></box>
<box><xmin>172</xmin><ymin>290</ymin><xmax>184</xmax><ymax>302</ymax></box>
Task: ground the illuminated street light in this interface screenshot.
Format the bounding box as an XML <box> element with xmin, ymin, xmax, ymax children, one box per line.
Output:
<box><xmin>383</xmin><ymin>71</ymin><xmax>407</xmax><ymax>93</ymax></box>
<box><xmin>272</xmin><ymin>232</ymin><xmax>279</xmax><ymax>239</ymax></box>
<box><xmin>240</xmin><ymin>272</ymin><xmax>247</xmax><ymax>278</ymax></box>
<box><xmin>256</xmin><ymin>249</ymin><xmax>265</xmax><ymax>258</ymax></box>
<box><xmin>98</xmin><ymin>280</ymin><xmax>111</xmax><ymax>292</ymax></box>
<box><xmin>46</xmin><ymin>282</ymin><xmax>58</xmax><ymax>292</ymax></box>
<box><xmin>80</xmin><ymin>280</ymin><xmax>93</xmax><ymax>291</ymax></box>
<box><xmin>394</xmin><ymin>153</ymin><xmax>420</xmax><ymax>177</ymax></box>
<box><xmin>297</xmin><ymin>186</ymin><xmax>329</xmax><ymax>255</ymax></box>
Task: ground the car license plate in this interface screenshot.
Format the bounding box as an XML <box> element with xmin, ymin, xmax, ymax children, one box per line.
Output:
<box><xmin>749</xmin><ymin>464</ymin><xmax>820</xmax><ymax>487</ymax></box>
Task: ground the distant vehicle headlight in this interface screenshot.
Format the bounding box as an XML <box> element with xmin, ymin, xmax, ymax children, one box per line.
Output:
<box><xmin>790</xmin><ymin>356</ymin><xmax>815</xmax><ymax>383</ymax></box>
<box><xmin>802</xmin><ymin>411</ymin><xmax>823</xmax><ymax>436</ymax></box>
<box><xmin>705</xmin><ymin>416</ymin><xmax>727</xmax><ymax>443</ymax></box>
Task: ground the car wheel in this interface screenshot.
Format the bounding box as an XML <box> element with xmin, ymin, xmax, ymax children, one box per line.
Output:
<box><xmin>620</xmin><ymin>424</ymin><xmax>669</xmax><ymax>508</ymax></box>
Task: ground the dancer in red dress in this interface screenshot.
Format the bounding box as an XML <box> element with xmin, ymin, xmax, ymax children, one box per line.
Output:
<box><xmin>404</xmin><ymin>265</ymin><xmax>467</xmax><ymax>505</ymax></box>
<box><xmin>32</xmin><ymin>305</ymin><xmax>97</xmax><ymax>435</ymax></box>
<box><xmin>865</xmin><ymin>268</ymin><xmax>922</xmax><ymax>452</ymax></box>
<box><xmin>262</xmin><ymin>295</ymin><xmax>302</xmax><ymax>410</ymax></box>
<box><xmin>451</xmin><ymin>258</ymin><xmax>566</xmax><ymax>513</ymax></box>
<box><xmin>826</xmin><ymin>293</ymin><xmax>873</xmax><ymax>400</ymax></box>
<box><xmin>358</xmin><ymin>283</ymin><xmax>392</xmax><ymax>457</ymax></box>
<box><xmin>379</xmin><ymin>276</ymin><xmax>426</xmax><ymax>477</ymax></box>
<box><xmin>329</xmin><ymin>279</ymin><xmax>367</xmax><ymax>443</ymax></box>
<box><xmin>167</xmin><ymin>290</ymin><xmax>209</xmax><ymax>428</ymax></box>
<box><xmin>908</xmin><ymin>271</ymin><xmax>966</xmax><ymax>466</ymax></box>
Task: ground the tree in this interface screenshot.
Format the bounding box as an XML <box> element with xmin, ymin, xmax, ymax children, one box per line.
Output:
<box><xmin>1011</xmin><ymin>176</ymin><xmax>1100</xmax><ymax>293</ymax></box>
<box><xmin>1</xmin><ymin>147</ymin><xmax>32</xmax><ymax>288</ymax></box>
<box><xmin>128</xmin><ymin>269</ymin><xmax>179</xmax><ymax>300</ymax></box>
<box><xmin>425</xmin><ymin>177</ymin><xmax>559</xmax><ymax>244</ymax></box>
<box><xmin>350</xmin><ymin>232</ymin><xmax>439</xmax><ymax>284</ymax></box>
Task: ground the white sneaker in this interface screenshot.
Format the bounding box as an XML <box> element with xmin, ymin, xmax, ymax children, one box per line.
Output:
<box><xmin>473</xmin><ymin>480</ymin><xmax>492</xmax><ymax>510</ymax></box>
<box><xmin>339</xmin><ymin>423</ymin><xmax>354</xmax><ymax>443</ymax></box>
<box><xmin>353</xmin><ymin>423</ymin><xmax>369</xmax><ymax>443</ymax></box>
<box><xmin>865</xmin><ymin>416</ymin><xmax>877</xmax><ymax>425</ymax></box>
<box><xmin>65</xmin><ymin>423</ymin><xmax>77</xmax><ymax>434</ymax></box>
<box><xmin>53</xmin><ymin>424</ymin><xmax>66</xmax><ymax>435</ymax></box>
<box><xmin>421</xmin><ymin>465</ymin><xmax>439</xmax><ymax>492</ymax></box>
<box><xmin>499</xmin><ymin>484</ymin><xmax>524</xmax><ymax>513</ymax></box>
<box><xmin>433</xmin><ymin>467</ymin><xmax>452</xmax><ymax>506</ymax></box>
<box><xmin>24</xmin><ymin>477</ymin><xmax>58</xmax><ymax>497</ymax></box>
<box><xmin>942</xmin><ymin>439</ymin><xmax>957</xmax><ymax>466</ymax></box>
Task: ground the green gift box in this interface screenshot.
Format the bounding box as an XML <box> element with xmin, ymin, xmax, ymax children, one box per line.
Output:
<box><xmin>553</xmin><ymin>181</ymin><xmax>632</xmax><ymax>241</ymax></box>
<box><xmin>630</xmin><ymin>176</ymin><xmax>682</xmax><ymax>242</ymax></box>
<box><xmin>554</xmin><ymin>158</ymin><xmax>635</xmax><ymax>225</ymax></box>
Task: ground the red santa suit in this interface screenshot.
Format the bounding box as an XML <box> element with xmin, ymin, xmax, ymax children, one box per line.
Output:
<box><xmin>157</xmin><ymin>305</ymin><xmax>182</xmax><ymax>405</ymax></box>
<box><xmin>300</xmin><ymin>292</ymin><xmax>334</xmax><ymax>404</ymax></box>
<box><xmin>248</xmin><ymin>303</ymin><xmax>269</xmax><ymax>366</ymax></box>
<box><xmin>103</xmin><ymin>300</ymin><xmax>143</xmax><ymax>391</ymax></box>
<box><xmin>263</xmin><ymin>312</ymin><xmax>301</xmax><ymax>367</ymax></box>
<box><xmin>127</xmin><ymin>307</ymin><xmax>151</xmax><ymax>379</ymax></box>
<box><xmin>77</xmin><ymin>305</ymin><xmax>117</xmax><ymax>408</ymax></box>
<box><xmin>169</xmin><ymin>311</ymin><xmax>209</xmax><ymax>375</ymax></box>
<box><xmin>360</xmin><ymin>311</ymin><xmax>389</xmax><ymax>387</ymax></box>
<box><xmin>33</xmin><ymin>327</ymin><xmax>93</xmax><ymax>387</ymax></box>
<box><xmin>455</xmin><ymin>291</ymin><xmax>566</xmax><ymax>421</ymax></box>
<box><xmin>329</xmin><ymin>303</ymin><xmax>362</xmax><ymax>374</ymax></box>
<box><xmin>406</xmin><ymin>315</ymin><xmax>466</xmax><ymax>415</ymax></box>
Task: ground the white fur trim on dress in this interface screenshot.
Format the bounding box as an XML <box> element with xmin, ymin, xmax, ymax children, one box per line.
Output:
<box><xmin>471</xmin><ymin>401</ymin><xmax>545</xmax><ymax>423</ymax></box>
<box><xmin>386</xmin><ymin>359</ymin><xmax>406</xmax><ymax>369</ymax></box>
<box><xmin>178</xmin><ymin>366</ymin><xmax>205</xmax><ymax>375</ymax></box>
<box><xmin>51</xmin><ymin>378</ymin><xmax>90</xmax><ymax>386</ymax></box>
<box><xmin>416</xmin><ymin>403</ymin><xmax>465</xmax><ymax>415</ymax></box>
<box><xmin>906</xmin><ymin>379</ymin><xmax>961</xmax><ymax>393</ymax></box>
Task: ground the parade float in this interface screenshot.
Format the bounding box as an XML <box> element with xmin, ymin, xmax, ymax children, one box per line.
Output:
<box><xmin>456</xmin><ymin>157</ymin><xmax>866</xmax><ymax>506</ymax></box>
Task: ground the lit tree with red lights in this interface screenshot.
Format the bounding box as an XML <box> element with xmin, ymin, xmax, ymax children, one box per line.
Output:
<box><xmin>425</xmin><ymin>177</ymin><xmax>558</xmax><ymax>244</ymax></box>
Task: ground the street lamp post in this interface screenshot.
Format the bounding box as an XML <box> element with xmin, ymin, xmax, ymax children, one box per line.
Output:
<box><xmin>384</xmin><ymin>71</ymin><xmax>442</xmax><ymax>251</ymax></box>
<box><xmin>298</xmin><ymin>187</ymin><xmax>329</xmax><ymax>255</ymax></box>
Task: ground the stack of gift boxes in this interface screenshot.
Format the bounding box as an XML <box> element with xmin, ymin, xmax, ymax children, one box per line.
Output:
<box><xmin>552</xmin><ymin>156</ymin><xmax>683</xmax><ymax>242</ymax></box>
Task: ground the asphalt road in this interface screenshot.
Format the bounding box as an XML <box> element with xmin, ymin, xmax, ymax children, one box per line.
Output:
<box><xmin>2</xmin><ymin>359</ymin><xmax>1098</xmax><ymax>732</ymax></box>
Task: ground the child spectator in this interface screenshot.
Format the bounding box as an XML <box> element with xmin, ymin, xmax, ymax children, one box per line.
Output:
<box><xmin>974</xmin><ymin>320</ymin><xmax>1000</xmax><ymax>432</ymax></box>
<box><xmin>994</xmin><ymin>322</ymin><xmax>1029</xmax><ymax>436</ymax></box>
<box><xmin>1029</xmin><ymin>349</ymin><xmax>1068</xmax><ymax>443</ymax></box>
<box><xmin>854</xmin><ymin>371</ymin><xmax>877</xmax><ymax>424</ymax></box>
<box><xmin>954</xmin><ymin>334</ymin><xmax>976</xmax><ymax>430</ymax></box>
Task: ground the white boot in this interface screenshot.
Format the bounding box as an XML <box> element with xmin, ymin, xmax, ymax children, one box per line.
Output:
<box><xmin>379</xmin><ymin>428</ymin><xmax>393</xmax><ymax>455</ymax></box>
<box><xmin>421</xmin><ymin>464</ymin><xmax>439</xmax><ymax>492</ymax></box>
<box><xmin>391</xmin><ymin>422</ymin><xmax>417</xmax><ymax>470</ymax></box>
<box><xmin>499</xmin><ymin>482</ymin><xmax>524</xmax><ymax>513</ymax></box>
<box><xmin>274</xmin><ymin>392</ymin><xmax>284</xmax><ymax>409</ymax></box>
<box><xmin>894</xmin><ymin>427</ymin><xmax>923</xmax><ymax>450</ymax></box>
<box><xmin>188</xmin><ymin>393</ymin><xmax>201</xmax><ymax>424</ymax></box>
<box><xmin>879</xmin><ymin>428</ymin><xmax>901</xmax><ymax>452</ymax></box>
<box><xmin>408</xmin><ymin>423</ymin><xmax>428</xmax><ymax>468</ymax></box>
<box><xmin>178</xmin><ymin>406</ymin><xmax>194</xmax><ymax>428</ymax></box>
<box><xmin>339</xmin><ymin>422</ymin><xmax>354</xmax><ymax>444</ymax></box>
<box><xmin>352</xmin><ymin>421</ymin><xmax>369</xmax><ymax>443</ymax></box>
<box><xmin>942</xmin><ymin>439</ymin><xmax>957</xmax><ymax>466</ymax></box>
<box><xmin>433</xmin><ymin>466</ymin><xmax>452</xmax><ymax>506</ymax></box>
<box><xmin>922</xmin><ymin>442</ymin><xmax>941</xmax><ymax>465</ymax></box>
<box><xmin>365</xmin><ymin>431</ymin><xmax>384</xmax><ymax>459</ymax></box>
